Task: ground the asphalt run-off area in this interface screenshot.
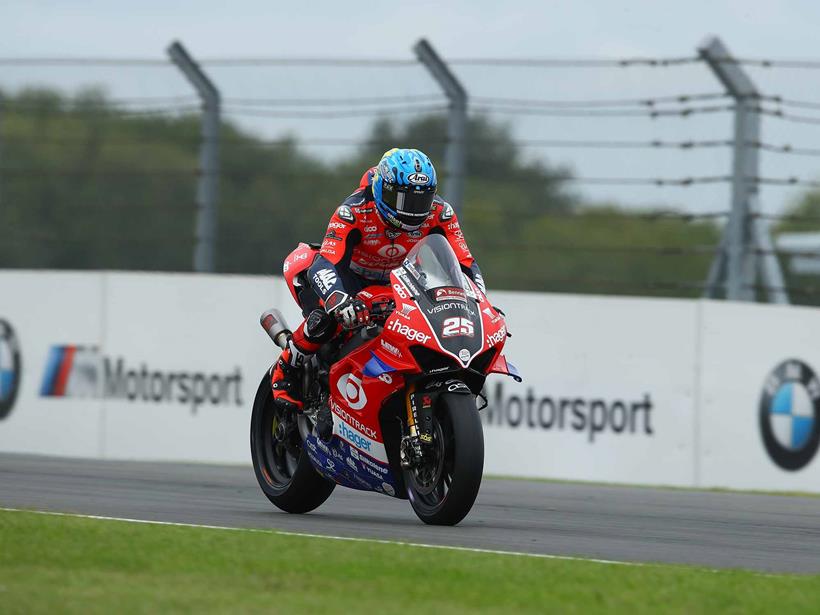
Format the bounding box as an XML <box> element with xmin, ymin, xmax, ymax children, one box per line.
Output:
<box><xmin>1</xmin><ymin>453</ymin><xmax>819</xmax><ymax>574</ymax></box>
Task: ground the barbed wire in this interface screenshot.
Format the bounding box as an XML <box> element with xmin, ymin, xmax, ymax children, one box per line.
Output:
<box><xmin>2</xmin><ymin>167</ymin><xmax>816</xmax><ymax>190</ymax></box>
<box><xmin>4</xmin><ymin>54</ymin><xmax>820</xmax><ymax>71</ymax></box>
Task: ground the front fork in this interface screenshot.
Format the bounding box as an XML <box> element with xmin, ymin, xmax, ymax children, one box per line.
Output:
<box><xmin>400</xmin><ymin>385</ymin><xmax>436</xmax><ymax>469</ymax></box>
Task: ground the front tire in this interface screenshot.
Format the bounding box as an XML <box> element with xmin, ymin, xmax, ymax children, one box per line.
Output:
<box><xmin>250</xmin><ymin>372</ymin><xmax>334</xmax><ymax>513</ymax></box>
<box><xmin>404</xmin><ymin>393</ymin><xmax>484</xmax><ymax>525</ymax></box>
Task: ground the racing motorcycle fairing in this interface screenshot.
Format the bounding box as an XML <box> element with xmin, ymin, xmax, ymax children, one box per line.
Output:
<box><xmin>297</xmin><ymin>235</ymin><xmax>512</xmax><ymax>499</ymax></box>
<box><xmin>489</xmin><ymin>353</ymin><xmax>522</xmax><ymax>382</ymax></box>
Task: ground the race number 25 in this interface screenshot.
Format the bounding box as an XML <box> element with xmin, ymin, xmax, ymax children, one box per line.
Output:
<box><xmin>442</xmin><ymin>317</ymin><xmax>474</xmax><ymax>338</ymax></box>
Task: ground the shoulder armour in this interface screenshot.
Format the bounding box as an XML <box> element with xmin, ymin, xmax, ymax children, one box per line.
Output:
<box><xmin>438</xmin><ymin>199</ymin><xmax>454</xmax><ymax>222</ymax></box>
<box><xmin>337</xmin><ymin>205</ymin><xmax>356</xmax><ymax>223</ymax></box>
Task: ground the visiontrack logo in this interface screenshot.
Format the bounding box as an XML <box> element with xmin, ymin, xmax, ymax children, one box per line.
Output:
<box><xmin>40</xmin><ymin>346</ymin><xmax>243</xmax><ymax>414</ymax></box>
<box><xmin>481</xmin><ymin>381</ymin><xmax>654</xmax><ymax>443</ymax></box>
<box><xmin>0</xmin><ymin>320</ymin><xmax>22</xmax><ymax>421</ymax></box>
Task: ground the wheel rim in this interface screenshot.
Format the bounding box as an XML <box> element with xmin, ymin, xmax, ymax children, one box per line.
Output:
<box><xmin>257</xmin><ymin>392</ymin><xmax>302</xmax><ymax>488</ymax></box>
<box><xmin>407</xmin><ymin>413</ymin><xmax>455</xmax><ymax>508</ymax></box>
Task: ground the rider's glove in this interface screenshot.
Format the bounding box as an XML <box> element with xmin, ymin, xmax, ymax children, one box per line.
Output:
<box><xmin>327</xmin><ymin>295</ymin><xmax>371</xmax><ymax>330</ymax></box>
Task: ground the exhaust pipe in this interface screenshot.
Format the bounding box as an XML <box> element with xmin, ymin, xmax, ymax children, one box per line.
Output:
<box><xmin>260</xmin><ymin>309</ymin><xmax>291</xmax><ymax>350</ymax></box>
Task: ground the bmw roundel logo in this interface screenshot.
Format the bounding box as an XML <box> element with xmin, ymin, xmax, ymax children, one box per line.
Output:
<box><xmin>0</xmin><ymin>319</ymin><xmax>22</xmax><ymax>421</ymax></box>
<box><xmin>759</xmin><ymin>359</ymin><xmax>820</xmax><ymax>471</ymax></box>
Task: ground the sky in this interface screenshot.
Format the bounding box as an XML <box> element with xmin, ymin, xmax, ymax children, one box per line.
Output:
<box><xmin>2</xmin><ymin>0</ymin><xmax>820</xmax><ymax>216</ymax></box>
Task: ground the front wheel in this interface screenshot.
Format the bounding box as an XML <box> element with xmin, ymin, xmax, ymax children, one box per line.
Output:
<box><xmin>404</xmin><ymin>393</ymin><xmax>484</xmax><ymax>526</ymax></box>
<box><xmin>250</xmin><ymin>372</ymin><xmax>334</xmax><ymax>513</ymax></box>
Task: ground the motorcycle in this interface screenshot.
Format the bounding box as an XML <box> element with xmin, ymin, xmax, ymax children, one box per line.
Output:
<box><xmin>250</xmin><ymin>234</ymin><xmax>521</xmax><ymax>525</ymax></box>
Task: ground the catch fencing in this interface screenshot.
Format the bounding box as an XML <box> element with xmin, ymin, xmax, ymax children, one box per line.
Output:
<box><xmin>4</xmin><ymin>40</ymin><xmax>820</xmax><ymax>303</ymax></box>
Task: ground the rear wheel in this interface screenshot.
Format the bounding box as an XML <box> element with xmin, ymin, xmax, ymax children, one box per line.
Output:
<box><xmin>250</xmin><ymin>372</ymin><xmax>334</xmax><ymax>513</ymax></box>
<box><xmin>404</xmin><ymin>393</ymin><xmax>484</xmax><ymax>525</ymax></box>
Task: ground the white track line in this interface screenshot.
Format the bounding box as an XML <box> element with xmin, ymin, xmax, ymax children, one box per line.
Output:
<box><xmin>0</xmin><ymin>506</ymin><xmax>638</xmax><ymax>567</ymax></box>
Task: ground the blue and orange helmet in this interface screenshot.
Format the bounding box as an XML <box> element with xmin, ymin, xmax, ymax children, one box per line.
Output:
<box><xmin>372</xmin><ymin>148</ymin><xmax>437</xmax><ymax>230</ymax></box>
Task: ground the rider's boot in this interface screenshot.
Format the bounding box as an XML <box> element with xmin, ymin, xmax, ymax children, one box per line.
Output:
<box><xmin>270</xmin><ymin>309</ymin><xmax>337</xmax><ymax>441</ymax></box>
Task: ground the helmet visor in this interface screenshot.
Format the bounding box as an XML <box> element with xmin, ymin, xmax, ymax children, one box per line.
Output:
<box><xmin>382</xmin><ymin>185</ymin><xmax>436</xmax><ymax>222</ymax></box>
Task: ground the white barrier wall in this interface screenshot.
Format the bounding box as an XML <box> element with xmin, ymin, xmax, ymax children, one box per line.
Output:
<box><xmin>2</xmin><ymin>269</ymin><xmax>820</xmax><ymax>493</ymax></box>
<box><xmin>481</xmin><ymin>292</ymin><xmax>698</xmax><ymax>486</ymax></box>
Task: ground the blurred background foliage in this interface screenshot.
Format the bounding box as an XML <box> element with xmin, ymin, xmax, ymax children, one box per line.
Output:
<box><xmin>4</xmin><ymin>87</ymin><xmax>813</xmax><ymax>300</ymax></box>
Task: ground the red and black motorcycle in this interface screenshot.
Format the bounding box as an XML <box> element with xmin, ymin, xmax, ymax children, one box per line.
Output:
<box><xmin>251</xmin><ymin>234</ymin><xmax>520</xmax><ymax>525</ymax></box>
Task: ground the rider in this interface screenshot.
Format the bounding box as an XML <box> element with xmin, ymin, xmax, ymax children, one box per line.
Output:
<box><xmin>271</xmin><ymin>147</ymin><xmax>485</xmax><ymax>434</ymax></box>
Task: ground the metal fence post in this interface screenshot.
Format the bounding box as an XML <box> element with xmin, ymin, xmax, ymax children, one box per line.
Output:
<box><xmin>413</xmin><ymin>39</ymin><xmax>467</xmax><ymax>216</ymax></box>
<box><xmin>699</xmin><ymin>36</ymin><xmax>788</xmax><ymax>303</ymax></box>
<box><xmin>167</xmin><ymin>41</ymin><xmax>220</xmax><ymax>273</ymax></box>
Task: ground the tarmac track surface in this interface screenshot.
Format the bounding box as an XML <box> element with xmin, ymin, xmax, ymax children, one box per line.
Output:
<box><xmin>1</xmin><ymin>453</ymin><xmax>819</xmax><ymax>574</ymax></box>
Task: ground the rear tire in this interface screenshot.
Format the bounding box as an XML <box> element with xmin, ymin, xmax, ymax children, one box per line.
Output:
<box><xmin>404</xmin><ymin>393</ymin><xmax>484</xmax><ymax>526</ymax></box>
<box><xmin>250</xmin><ymin>372</ymin><xmax>334</xmax><ymax>513</ymax></box>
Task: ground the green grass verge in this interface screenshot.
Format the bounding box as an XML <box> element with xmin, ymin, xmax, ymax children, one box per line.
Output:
<box><xmin>0</xmin><ymin>510</ymin><xmax>818</xmax><ymax>614</ymax></box>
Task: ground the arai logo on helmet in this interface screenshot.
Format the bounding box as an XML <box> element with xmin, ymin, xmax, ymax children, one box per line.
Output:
<box><xmin>407</xmin><ymin>172</ymin><xmax>430</xmax><ymax>186</ymax></box>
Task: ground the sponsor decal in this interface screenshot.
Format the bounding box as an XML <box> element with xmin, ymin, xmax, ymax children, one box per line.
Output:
<box><xmin>39</xmin><ymin>347</ymin><xmax>243</xmax><ymax>414</ymax></box>
<box><xmin>336</xmin><ymin>373</ymin><xmax>368</xmax><ymax>411</ymax></box>
<box><xmin>324</xmin><ymin>230</ymin><xmax>342</xmax><ymax>242</ymax></box>
<box><xmin>313</xmin><ymin>268</ymin><xmax>338</xmax><ymax>293</ymax></box>
<box><xmin>380</xmin><ymin>339</ymin><xmax>402</xmax><ymax>357</ymax></box>
<box><xmin>330</xmin><ymin>400</ymin><xmax>379</xmax><ymax>440</ymax></box>
<box><xmin>397</xmin><ymin>303</ymin><xmax>417</xmax><ymax>319</ymax></box>
<box><xmin>364</xmin><ymin>239</ymin><xmax>380</xmax><ymax>246</ymax></box>
<box><xmin>347</xmin><ymin>456</ymin><xmax>357</xmax><ymax>470</ymax></box>
<box><xmin>377</xmin><ymin>244</ymin><xmax>407</xmax><ymax>259</ymax></box>
<box><xmin>486</xmin><ymin>324</ymin><xmax>507</xmax><ymax>346</ymax></box>
<box><xmin>403</xmin><ymin>261</ymin><xmax>421</xmax><ymax>279</ymax></box>
<box><xmin>447</xmin><ymin>380</ymin><xmax>470</xmax><ymax>393</ymax></box>
<box><xmin>364</xmin><ymin>225</ymin><xmax>378</xmax><ymax>233</ymax></box>
<box><xmin>0</xmin><ymin>320</ymin><xmax>22</xmax><ymax>421</ymax></box>
<box><xmin>483</xmin><ymin>306</ymin><xmax>502</xmax><ymax>324</ymax></box>
<box><xmin>459</xmin><ymin>349</ymin><xmax>471</xmax><ymax>363</ymax></box>
<box><xmin>435</xmin><ymin>287</ymin><xmax>467</xmax><ymax>302</ymax></box>
<box><xmin>427</xmin><ymin>302</ymin><xmax>476</xmax><ymax>317</ymax></box>
<box><xmin>760</xmin><ymin>359</ymin><xmax>820</xmax><ymax>471</ymax></box>
<box><xmin>387</xmin><ymin>319</ymin><xmax>431</xmax><ymax>344</ymax></box>
<box><xmin>338</xmin><ymin>422</ymin><xmax>375</xmax><ymax>454</ymax></box>
<box><xmin>328</xmin><ymin>221</ymin><xmax>348</xmax><ymax>230</ymax></box>
<box><xmin>442</xmin><ymin>317</ymin><xmax>475</xmax><ymax>338</ymax></box>
<box><xmin>381</xmin><ymin>482</ymin><xmax>395</xmax><ymax>496</ymax></box>
<box><xmin>392</xmin><ymin>283</ymin><xmax>408</xmax><ymax>300</ymax></box>
<box><xmin>378</xmin><ymin>373</ymin><xmax>393</xmax><ymax>384</ymax></box>
<box><xmin>482</xmin><ymin>381</ymin><xmax>654</xmax><ymax>443</ymax></box>
<box><xmin>386</xmin><ymin>229</ymin><xmax>401</xmax><ymax>239</ymax></box>
<box><xmin>407</xmin><ymin>172</ymin><xmax>430</xmax><ymax>185</ymax></box>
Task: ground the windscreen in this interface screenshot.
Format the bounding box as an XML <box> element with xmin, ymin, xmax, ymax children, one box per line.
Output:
<box><xmin>401</xmin><ymin>234</ymin><xmax>466</xmax><ymax>293</ymax></box>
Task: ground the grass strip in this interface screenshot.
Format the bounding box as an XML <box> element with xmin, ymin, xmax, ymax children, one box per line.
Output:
<box><xmin>0</xmin><ymin>509</ymin><xmax>818</xmax><ymax>614</ymax></box>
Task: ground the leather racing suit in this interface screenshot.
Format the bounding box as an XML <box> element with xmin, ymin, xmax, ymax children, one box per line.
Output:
<box><xmin>271</xmin><ymin>168</ymin><xmax>484</xmax><ymax>418</ymax></box>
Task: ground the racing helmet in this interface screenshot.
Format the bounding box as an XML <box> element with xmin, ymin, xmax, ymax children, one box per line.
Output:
<box><xmin>372</xmin><ymin>148</ymin><xmax>437</xmax><ymax>231</ymax></box>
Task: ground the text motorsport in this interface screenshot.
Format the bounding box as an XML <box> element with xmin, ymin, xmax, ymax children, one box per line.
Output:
<box><xmin>40</xmin><ymin>345</ymin><xmax>243</xmax><ymax>414</ymax></box>
<box><xmin>481</xmin><ymin>381</ymin><xmax>654</xmax><ymax>442</ymax></box>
